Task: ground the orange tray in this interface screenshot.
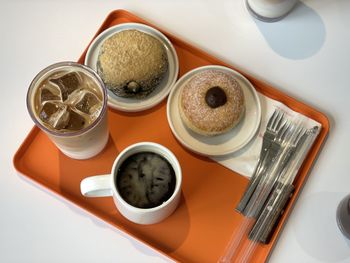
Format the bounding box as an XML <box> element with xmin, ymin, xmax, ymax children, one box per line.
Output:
<box><xmin>13</xmin><ymin>10</ymin><xmax>329</xmax><ymax>263</ymax></box>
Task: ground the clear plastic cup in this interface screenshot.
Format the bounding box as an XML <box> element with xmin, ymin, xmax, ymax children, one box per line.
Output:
<box><xmin>27</xmin><ymin>61</ymin><xmax>109</xmax><ymax>159</ymax></box>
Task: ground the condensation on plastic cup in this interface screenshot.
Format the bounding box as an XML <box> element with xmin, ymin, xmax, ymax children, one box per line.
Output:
<box><xmin>26</xmin><ymin>61</ymin><xmax>109</xmax><ymax>160</ymax></box>
<box><xmin>245</xmin><ymin>0</ymin><xmax>298</xmax><ymax>22</ymax></box>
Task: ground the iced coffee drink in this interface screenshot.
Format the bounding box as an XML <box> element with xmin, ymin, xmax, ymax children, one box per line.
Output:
<box><xmin>27</xmin><ymin>62</ymin><xmax>109</xmax><ymax>159</ymax></box>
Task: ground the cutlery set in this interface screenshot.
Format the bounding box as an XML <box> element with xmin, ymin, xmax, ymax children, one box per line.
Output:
<box><xmin>236</xmin><ymin>110</ymin><xmax>319</xmax><ymax>243</ymax></box>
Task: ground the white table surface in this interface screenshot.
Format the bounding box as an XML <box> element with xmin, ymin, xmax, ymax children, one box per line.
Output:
<box><xmin>1</xmin><ymin>0</ymin><xmax>350</xmax><ymax>262</ymax></box>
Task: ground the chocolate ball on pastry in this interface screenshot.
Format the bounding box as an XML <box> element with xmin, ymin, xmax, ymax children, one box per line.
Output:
<box><xmin>97</xmin><ymin>29</ymin><xmax>168</xmax><ymax>98</ymax></box>
<box><xmin>179</xmin><ymin>69</ymin><xmax>245</xmax><ymax>136</ymax></box>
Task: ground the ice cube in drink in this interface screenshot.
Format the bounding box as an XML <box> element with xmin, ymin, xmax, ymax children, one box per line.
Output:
<box><xmin>40</xmin><ymin>87</ymin><xmax>60</xmax><ymax>102</ymax></box>
<box><xmin>75</xmin><ymin>91</ymin><xmax>100</xmax><ymax>114</ymax></box>
<box><xmin>39</xmin><ymin>102</ymin><xmax>70</xmax><ymax>130</ymax></box>
<box><xmin>49</xmin><ymin>72</ymin><xmax>82</xmax><ymax>101</ymax></box>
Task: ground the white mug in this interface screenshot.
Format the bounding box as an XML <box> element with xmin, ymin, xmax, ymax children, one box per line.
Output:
<box><xmin>80</xmin><ymin>142</ymin><xmax>182</xmax><ymax>224</ymax></box>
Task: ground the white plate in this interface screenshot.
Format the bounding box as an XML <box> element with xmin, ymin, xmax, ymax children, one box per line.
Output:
<box><xmin>167</xmin><ymin>65</ymin><xmax>261</xmax><ymax>156</ymax></box>
<box><xmin>85</xmin><ymin>23</ymin><xmax>179</xmax><ymax>112</ymax></box>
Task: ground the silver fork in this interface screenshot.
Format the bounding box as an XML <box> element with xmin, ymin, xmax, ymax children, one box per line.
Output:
<box><xmin>236</xmin><ymin>110</ymin><xmax>285</xmax><ymax>213</ymax></box>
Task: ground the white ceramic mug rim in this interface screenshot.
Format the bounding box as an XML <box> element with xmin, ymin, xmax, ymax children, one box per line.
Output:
<box><xmin>110</xmin><ymin>142</ymin><xmax>182</xmax><ymax>213</ymax></box>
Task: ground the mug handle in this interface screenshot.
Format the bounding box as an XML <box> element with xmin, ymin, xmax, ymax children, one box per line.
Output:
<box><xmin>80</xmin><ymin>174</ymin><xmax>113</xmax><ymax>197</ymax></box>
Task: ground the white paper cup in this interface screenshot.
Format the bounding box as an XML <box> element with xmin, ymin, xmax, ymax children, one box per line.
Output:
<box><xmin>246</xmin><ymin>0</ymin><xmax>298</xmax><ymax>22</ymax></box>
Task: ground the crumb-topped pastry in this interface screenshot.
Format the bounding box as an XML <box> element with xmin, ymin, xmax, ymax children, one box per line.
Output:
<box><xmin>179</xmin><ymin>69</ymin><xmax>245</xmax><ymax>136</ymax></box>
<box><xmin>97</xmin><ymin>29</ymin><xmax>168</xmax><ymax>98</ymax></box>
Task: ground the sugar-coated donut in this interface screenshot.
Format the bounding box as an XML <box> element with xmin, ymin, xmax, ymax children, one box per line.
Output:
<box><xmin>179</xmin><ymin>69</ymin><xmax>245</xmax><ymax>136</ymax></box>
<box><xmin>97</xmin><ymin>29</ymin><xmax>168</xmax><ymax>98</ymax></box>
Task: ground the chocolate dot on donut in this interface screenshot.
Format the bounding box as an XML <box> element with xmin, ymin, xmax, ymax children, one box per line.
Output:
<box><xmin>205</xmin><ymin>86</ymin><xmax>227</xmax><ymax>108</ymax></box>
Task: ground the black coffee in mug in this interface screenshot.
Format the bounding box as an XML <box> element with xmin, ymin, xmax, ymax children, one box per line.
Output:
<box><xmin>116</xmin><ymin>152</ymin><xmax>176</xmax><ymax>209</ymax></box>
